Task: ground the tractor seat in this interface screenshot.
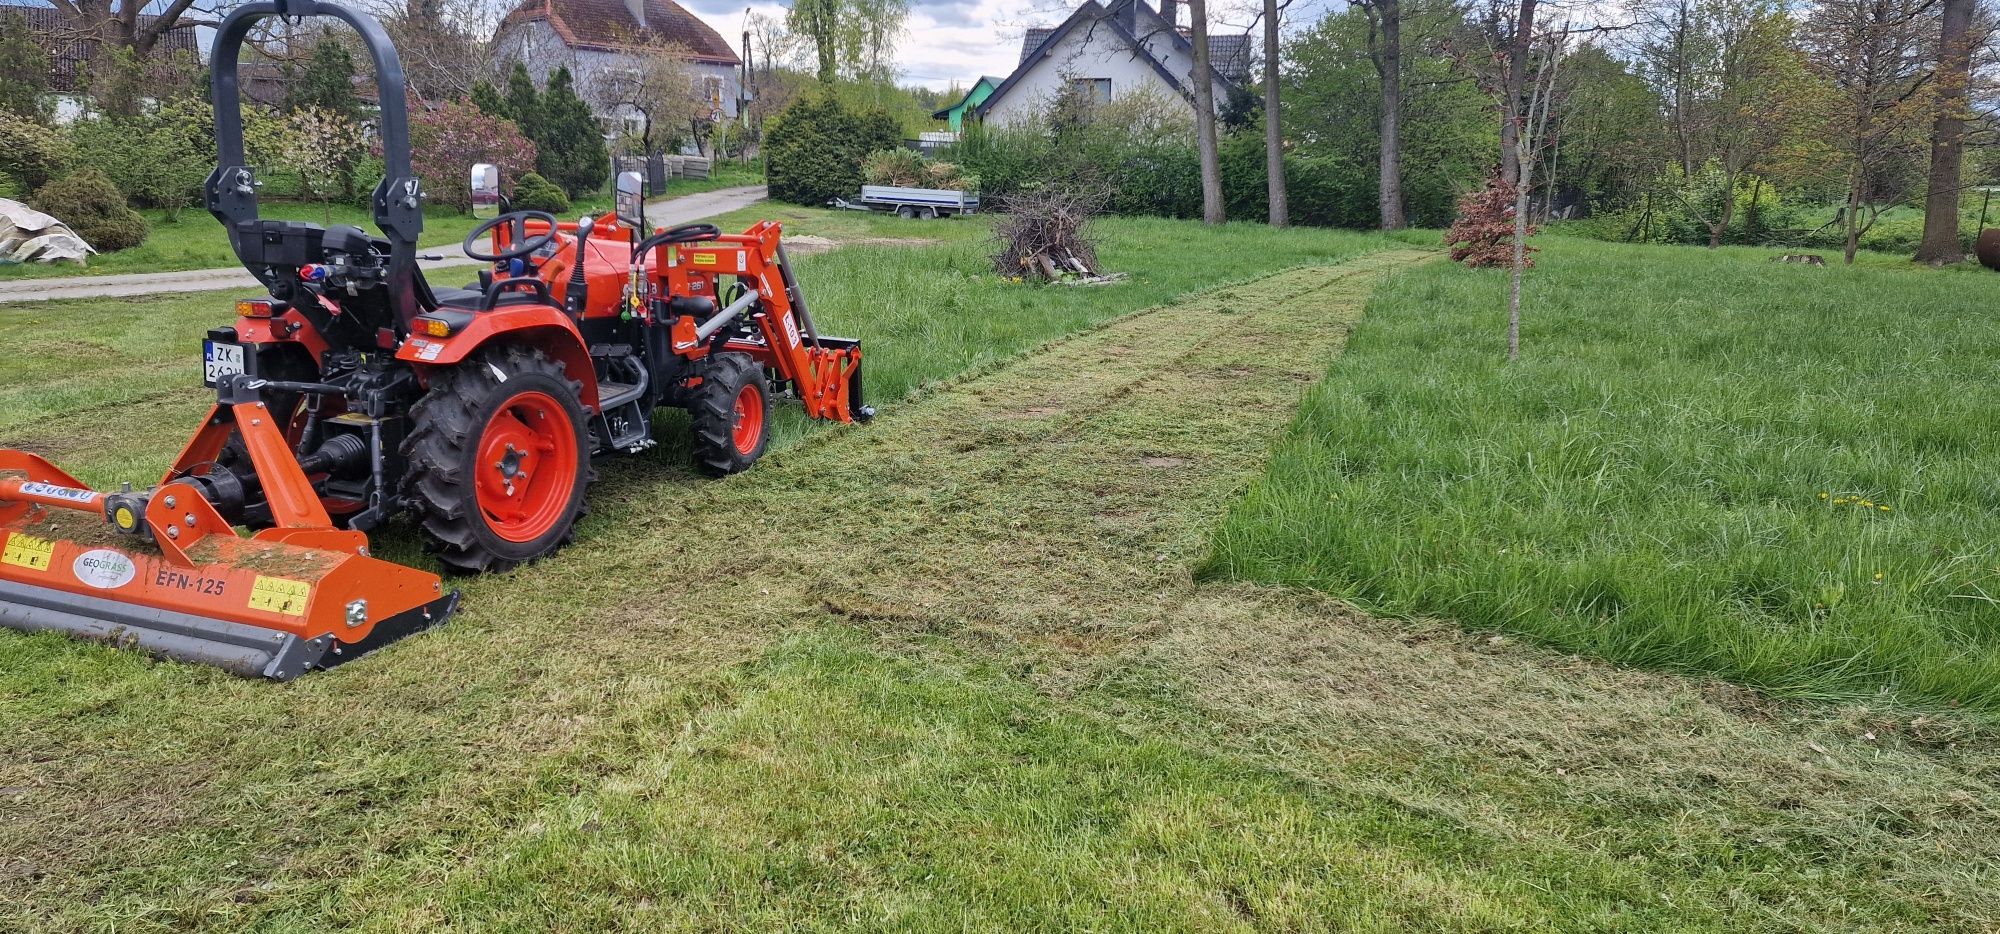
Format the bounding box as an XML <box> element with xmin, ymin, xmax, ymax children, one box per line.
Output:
<box><xmin>431</xmin><ymin>285</ymin><xmax>484</xmax><ymax>306</ymax></box>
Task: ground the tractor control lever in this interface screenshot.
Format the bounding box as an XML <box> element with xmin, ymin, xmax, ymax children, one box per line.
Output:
<box><xmin>566</xmin><ymin>216</ymin><xmax>596</xmax><ymax>318</ymax></box>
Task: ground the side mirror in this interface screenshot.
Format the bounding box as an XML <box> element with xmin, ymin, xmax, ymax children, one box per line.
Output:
<box><xmin>616</xmin><ymin>170</ymin><xmax>646</xmax><ymax>229</ymax></box>
<box><xmin>470</xmin><ymin>163</ymin><xmax>502</xmax><ymax>220</ymax></box>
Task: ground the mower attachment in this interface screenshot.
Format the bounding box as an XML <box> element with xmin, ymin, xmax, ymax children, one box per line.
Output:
<box><xmin>0</xmin><ymin>445</ymin><xmax>454</xmax><ymax>680</ymax></box>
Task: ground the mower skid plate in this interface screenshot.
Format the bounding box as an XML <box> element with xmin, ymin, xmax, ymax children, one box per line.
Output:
<box><xmin>0</xmin><ymin>509</ymin><xmax>456</xmax><ymax>680</ymax></box>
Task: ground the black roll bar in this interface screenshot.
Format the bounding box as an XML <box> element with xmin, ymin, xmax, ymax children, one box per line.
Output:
<box><xmin>206</xmin><ymin>0</ymin><xmax>425</xmax><ymax>327</ymax></box>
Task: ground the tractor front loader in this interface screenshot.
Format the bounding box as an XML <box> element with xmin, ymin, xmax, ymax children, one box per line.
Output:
<box><xmin>0</xmin><ymin>0</ymin><xmax>868</xmax><ymax>679</ymax></box>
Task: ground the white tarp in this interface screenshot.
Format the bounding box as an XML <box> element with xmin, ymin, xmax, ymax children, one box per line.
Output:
<box><xmin>0</xmin><ymin>199</ymin><xmax>95</xmax><ymax>265</ymax></box>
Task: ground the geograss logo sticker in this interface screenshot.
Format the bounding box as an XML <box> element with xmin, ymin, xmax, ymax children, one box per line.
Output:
<box><xmin>73</xmin><ymin>549</ymin><xmax>137</xmax><ymax>590</ymax></box>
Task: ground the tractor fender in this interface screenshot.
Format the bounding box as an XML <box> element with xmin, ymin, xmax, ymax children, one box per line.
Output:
<box><xmin>397</xmin><ymin>306</ymin><xmax>601</xmax><ymax>410</ymax></box>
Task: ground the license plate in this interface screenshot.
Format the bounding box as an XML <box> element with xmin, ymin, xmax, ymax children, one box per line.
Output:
<box><xmin>203</xmin><ymin>341</ymin><xmax>245</xmax><ymax>386</ymax></box>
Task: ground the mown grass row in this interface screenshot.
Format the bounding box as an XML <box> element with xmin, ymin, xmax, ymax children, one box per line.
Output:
<box><xmin>1208</xmin><ymin>235</ymin><xmax>2000</xmax><ymax>714</ymax></box>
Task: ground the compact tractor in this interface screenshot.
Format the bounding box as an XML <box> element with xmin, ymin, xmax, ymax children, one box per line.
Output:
<box><xmin>0</xmin><ymin>0</ymin><xmax>868</xmax><ymax>679</ymax></box>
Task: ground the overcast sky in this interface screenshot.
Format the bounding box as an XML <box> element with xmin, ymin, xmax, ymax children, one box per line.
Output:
<box><xmin>669</xmin><ymin>0</ymin><xmax>1341</xmax><ymax>92</ymax></box>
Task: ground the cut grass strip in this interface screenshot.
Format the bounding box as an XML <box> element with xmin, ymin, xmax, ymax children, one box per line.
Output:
<box><xmin>1206</xmin><ymin>235</ymin><xmax>2000</xmax><ymax>716</ymax></box>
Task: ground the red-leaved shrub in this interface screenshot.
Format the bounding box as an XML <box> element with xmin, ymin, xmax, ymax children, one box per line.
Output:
<box><xmin>1444</xmin><ymin>172</ymin><xmax>1535</xmax><ymax>268</ymax></box>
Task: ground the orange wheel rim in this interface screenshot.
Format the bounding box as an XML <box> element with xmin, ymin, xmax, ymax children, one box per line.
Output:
<box><xmin>732</xmin><ymin>383</ymin><xmax>764</xmax><ymax>455</ymax></box>
<box><xmin>474</xmin><ymin>390</ymin><xmax>578</xmax><ymax>543</ymax></box>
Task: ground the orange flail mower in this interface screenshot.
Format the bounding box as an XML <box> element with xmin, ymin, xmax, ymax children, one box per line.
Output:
<box><xmin>0</xmin><ymin>0</ymin><xmax>869</xmax><ymax>679</ymax></box>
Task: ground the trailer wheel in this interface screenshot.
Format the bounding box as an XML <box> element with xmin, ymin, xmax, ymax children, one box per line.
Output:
<box><xmin>405</xmin><ymin>346</ymin><xmax>594</xmax><ymax>574</ymax></box>
<box><xmin>897</xmin><ymin>205</ymin><xmax>916</xmax><ymax>220</ymax></box>
<box><xmin>689</xmin><ymin>352</ymin><xmax>769</xmax><ymax>476</ymax></box>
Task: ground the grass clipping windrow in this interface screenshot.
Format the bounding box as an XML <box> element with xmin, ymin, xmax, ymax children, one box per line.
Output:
<box><xmin>992</xmin><ymin>185</ymin><xmax>1106</xmax><ymax>282</ymax></box>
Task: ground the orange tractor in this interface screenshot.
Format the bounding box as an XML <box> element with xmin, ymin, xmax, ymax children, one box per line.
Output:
<box><xmin>0</xmin><ymin>0</ymin><xmax>869</xmax><ymax>679</ymax></box>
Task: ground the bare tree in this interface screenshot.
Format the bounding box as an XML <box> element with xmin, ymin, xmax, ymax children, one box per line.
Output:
<box><xmin>1802</xmin><ymin>0</ymin><xmax>1938</xmax><ymax>263</ymax></box>
<box><xmin>585</xmin><ymin>38</ymin><xmax>704</xmax><ymax>157</ymax></box>
<box><xmin>1505</xmin><ymin>25</ymin><xmax>1566</xmax><ymax>360</ymax></box>
<box><xmin>46</xmin><ymin>0</ymin><xmax>211</xmax><ymax>56</ymax></box>
<box><xmin>1635</xmin><ymin>0</ymin><xmax>1795</xmax><ymax>248</ymax></box>
<box><xmin>1189</xmin><ymin>0</ymin><xmax>1227</xmax><ymax>224</ymax></box>
<box><xmin>1499</xmin><ymin>0</ymin><xmax>1539</xmax><ymax>182</ymax></box>
<box><xmin>1264</xmin><ymin>0</ymin><xmax>1291</xmax><ymax>226</ymax></box>
<box><xmin>1916</xmin><ymin>0</ymin><xmax>1977</xmax><ymax>263</ymax></box>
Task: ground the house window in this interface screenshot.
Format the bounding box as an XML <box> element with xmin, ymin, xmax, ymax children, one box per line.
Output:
<box><xmin>1071</xmin><ymin>78</ymin><xmax>1111</xmax><ymax>104</ymax></box>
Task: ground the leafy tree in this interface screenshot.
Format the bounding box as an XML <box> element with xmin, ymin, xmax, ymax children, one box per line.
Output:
<box><xmin>405</xmin><ymin>96</ymin><xmax>538</xmax><ymax>212</ymax></box>
<box><xmin>764</xmin><ymin>93</ymin><xmax>900</xmax><ymax>205</ymax></box>
<box><xmin>285</xmin><ymin>39</ymin><xmax>360</xmax><ymax>119</ymax></box>
<box><xmin>0</xmin><ymin>14</ymin><xmax>50</xmax><ymax>122</ymax></box>
<box><xmin>1632</xmin><ymin>0</ymin><xmax>1800</xmax><ymax>247</ymax></box>
<box><xmin>1282</xmin><ymin>7</ymin><xmax>1494</xmax><ymax>227</ymax></box>
<box><xmin>534</xmin><ymin>66</ymin><xmax>611</xmax><ymax>197</ymax></box>
<box><xmin>471</xmin><ymin>80</ymin><xmax>508</xmax><ymax>119</ymax></box>
<box><xmin>787</xmin><ymin>0</ymin><xmax>909</xmax><ymax>84</ymax></box>
<box><xmin>505</xmin><ymin>61</ymin><xmax>543</xmax><ymax>137</ymax></box>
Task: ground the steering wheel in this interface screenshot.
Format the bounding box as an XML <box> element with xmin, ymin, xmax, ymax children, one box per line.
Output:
<box><xmin>464</xmin><ymin>211</ymin><xmax>560</xmax><ymax>263</ymax></box>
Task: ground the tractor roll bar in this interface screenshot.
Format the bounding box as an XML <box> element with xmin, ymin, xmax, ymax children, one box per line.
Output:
<box><xmin>206</xmin><ymin>0</ymin><xmax>425</xmax><ymax>325</ymax></box>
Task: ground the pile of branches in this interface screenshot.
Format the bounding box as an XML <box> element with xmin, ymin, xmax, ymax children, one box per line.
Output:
<box><xmin>992</xmin><ymin>183</ymin><xmax>1108</xmax><ymax>282</ymax></box>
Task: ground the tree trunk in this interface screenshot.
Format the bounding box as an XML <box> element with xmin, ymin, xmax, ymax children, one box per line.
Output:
<box><xmin>1375</xmin><ymin>0</ymin><xmax>1405</xmax><ymax>229</ymax></box>
<box><xmin>1844</xmin><ymin>170</ymin><xmax>1863</xmax><ymax>265</ymax></box>
<box><xmin>1707</xmin><ymin>173</ymin><xmax>1736</xmax><ymax>248</ymax></box>
<box><xmin>1189</xmin><ymin>0</ymin><xmax>1226</xmax><ymax>225</ymax></box>
<box><xmin>1916</xmin><ymin>0</ymin><xmax>1975</xmax><ymax>264</ymax></box>
<box><xmin>1498</xmin><ymin>0</ymin><xmax>1537</xmax><ymax>183</ymax></box>
<box><xmin>1509</xmin><ymin>176</ymin><xmax>1529</xmax><ymax>361</ymax></box>
<box><xmin>1264</xmin><ymin>0</ymin><xmax>1289</xmax><ymax>227</ymax></box>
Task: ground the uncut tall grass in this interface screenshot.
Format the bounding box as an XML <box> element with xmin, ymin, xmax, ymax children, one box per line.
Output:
<box><xmin>1208</xmin><ymin>237</ymin><xmax>2000</xmax><ymax>713</ymax></box>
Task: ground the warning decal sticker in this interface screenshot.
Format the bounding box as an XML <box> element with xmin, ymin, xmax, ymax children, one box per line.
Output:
<box><xmin>249</xmin><ymin>576</ymin><xmax>312</xmax><ymax>617</ymax></box>
<box><xmin>2</xmin><ymin>533</ymin><xmax>54</xmax><ymax>572</ymax></box>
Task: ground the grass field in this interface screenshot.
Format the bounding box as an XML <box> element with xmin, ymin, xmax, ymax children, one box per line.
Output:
<box><xmin>0</xmin><ymin>162</ymin><xmax>762</xmax><ymax>281</ymax></box>
<box><xmin>4</xmin><ymin>219</ymin><xmax>1998</xmax><ymax>929</ymax></box>
<box><xmin>1208</xmin><ymin>234</ymin><xmax>2000</xmax><ymax>716</ymax></box>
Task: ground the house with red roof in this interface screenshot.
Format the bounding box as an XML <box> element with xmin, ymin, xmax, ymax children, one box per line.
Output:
<box><xmin>494</xmin><ymin>0</ymin><xmax>745</xmax><ymax>126</ymax></box>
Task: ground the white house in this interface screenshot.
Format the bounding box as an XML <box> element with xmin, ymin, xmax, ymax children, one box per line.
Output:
<box><xmin>977</xmin><ymin>0</ymin><xmax>1251</xmax><ymax>126</ymax></box>
<box><xmin>493</xmin><ymin>0</ymin><xmax>744</xmax><ymax>126</ymax></box>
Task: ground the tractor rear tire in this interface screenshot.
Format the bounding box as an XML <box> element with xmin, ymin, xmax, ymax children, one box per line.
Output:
<box><xmin>689</xmin><ymin>352</ymin><xmax>769</xmax><ymax>476</ymax></box>
<box><xmin>404</xmin><ymin>345</ymin><xmax>594</xmax><ymax>574</ymax></box>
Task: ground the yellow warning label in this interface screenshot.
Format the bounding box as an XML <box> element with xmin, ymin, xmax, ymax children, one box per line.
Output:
<box><xmin>1</xmin><ymin>533</ymin><xmax>53</xmax><ymax>572</ymax></box>
<box><xmin>249</xmin><ymin>576</ymin><xmax>312</xmax><ymax>617</ymax></box>
<box><xmin>692</xmin><ymin>252</ymin><xmax>717</xmax><ymax>266</ymax></box>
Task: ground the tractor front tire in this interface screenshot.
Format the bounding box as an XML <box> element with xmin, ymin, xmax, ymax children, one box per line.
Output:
<box><xmin>404</xmin><ymin>346</ymin><xmax>594</xmax><ymax>574</ymax></box>
<box><xmin>689</xmin><ymin>352</ymin><xmax>770</xmax><ymax>476</ymax></box>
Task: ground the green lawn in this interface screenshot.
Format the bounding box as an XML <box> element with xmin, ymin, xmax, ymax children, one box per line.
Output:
<box><xmin>6</xmin><ymin>221</ymin><xmax>2000</xmax><ymax>929</ymax></box>
<box><xmin>1208</xmin><ymin>233</ymin><xmax>2000</xmax><ymax>716</ymax></box>
<box><xmin>0</xmin><ymin>162</ymin><xmax>762</xmax><ymax>281</ymax></box>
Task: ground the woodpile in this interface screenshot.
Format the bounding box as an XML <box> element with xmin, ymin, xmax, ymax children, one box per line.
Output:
<box><xmin>992</xmin><ymin>185</ymin><xmax>1109</xmax><ymax>283</ymax></box>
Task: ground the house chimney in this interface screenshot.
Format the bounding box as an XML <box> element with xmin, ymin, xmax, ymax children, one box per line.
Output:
<box><xmin>625</xmin><ymin>0</ymin><xmax>646</xmax><ymax>28</ymax></box>
<box><xmin>1160</xmin><ymin>0</ymin><xmax>1178</xmax><ymax>29</ymax></box>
